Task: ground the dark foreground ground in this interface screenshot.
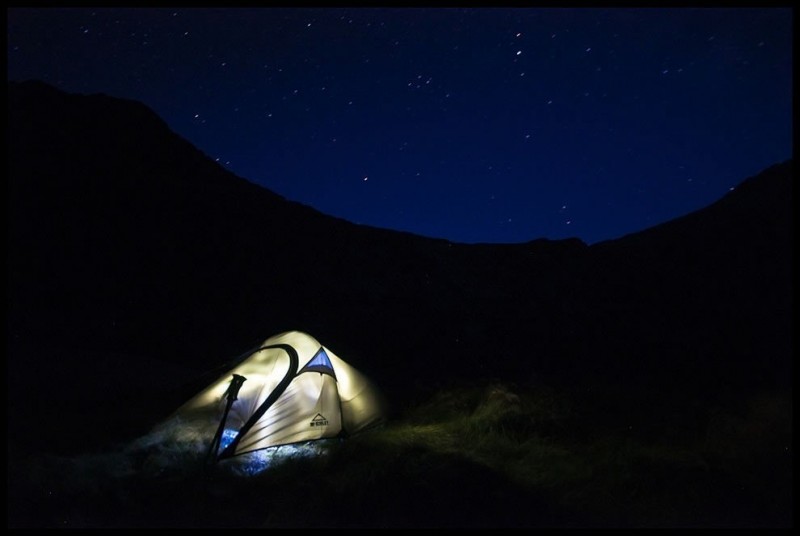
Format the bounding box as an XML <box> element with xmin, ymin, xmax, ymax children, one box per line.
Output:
<box><xmin>8</xmin><ymin>370</ymin><xmax>792</xmax><ymax>529</ymax></box>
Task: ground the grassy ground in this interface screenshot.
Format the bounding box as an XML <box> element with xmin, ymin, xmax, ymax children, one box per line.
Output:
<box><xmin>8</xmin><ymin>380</ymin><xmax>792</xmax><ymax>528</ymax></box>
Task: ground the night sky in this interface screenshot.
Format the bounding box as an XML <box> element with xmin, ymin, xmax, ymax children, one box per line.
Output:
<box><xmin>7</xmin><ymin>7</ymin><xmax>793</xmax><ymax>244</ymax></box>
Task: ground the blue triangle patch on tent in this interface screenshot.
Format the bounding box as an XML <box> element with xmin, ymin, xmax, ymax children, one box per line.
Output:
<box><xmin>298</xmin><ymin>347</ymin><xmax>337</xmax><ymax>379</ymax></box>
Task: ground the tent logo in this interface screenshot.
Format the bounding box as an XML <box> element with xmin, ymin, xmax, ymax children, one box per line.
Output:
<box><xmin>310</xmin><ymin>413</ymin><xmax>329</xmax><ymax>427</ymax></box>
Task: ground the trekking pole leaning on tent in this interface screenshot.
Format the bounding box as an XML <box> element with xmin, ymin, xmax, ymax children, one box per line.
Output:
<box><xmin>207</xmin><ymin>374</ymin><xmax>247</xmax><ymax>462</ymax></box>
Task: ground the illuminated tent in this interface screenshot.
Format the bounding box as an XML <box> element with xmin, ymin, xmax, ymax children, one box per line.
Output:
<box><xmin>173</xmin><ymin>331</ymin><xmax>386</xmax><ymax>460</ymax></box>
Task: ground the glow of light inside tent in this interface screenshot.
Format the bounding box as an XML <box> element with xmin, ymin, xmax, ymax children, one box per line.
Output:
<box><xmin>220</xmin><ymin>428</ymin><xmax>238</xmax><ymax>451</ymax></box>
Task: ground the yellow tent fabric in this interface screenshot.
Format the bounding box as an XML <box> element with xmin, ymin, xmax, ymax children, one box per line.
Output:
<box><xmin>175</xmin><ymin>331</ymin><xmax>385</xmax><ymax>459</ymax></box>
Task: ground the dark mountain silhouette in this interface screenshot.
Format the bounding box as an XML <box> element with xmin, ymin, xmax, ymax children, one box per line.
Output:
<box><xmin>7</xmin><ymin>80</ymin><xmax>792</xmax><ymax>456</ymax></box>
